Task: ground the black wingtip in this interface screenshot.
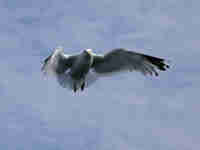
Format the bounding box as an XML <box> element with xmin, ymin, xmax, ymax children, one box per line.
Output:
<box><xmin>143</xmin><ymin>54</ymin><xmax>170</xmax><ymax>72</ymax></box>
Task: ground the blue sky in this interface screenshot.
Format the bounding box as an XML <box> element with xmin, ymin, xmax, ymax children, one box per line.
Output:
<box><xmin>0</xmin><ymin>0</ymin><xmax>200</xmax><ymax>149</ymax></box>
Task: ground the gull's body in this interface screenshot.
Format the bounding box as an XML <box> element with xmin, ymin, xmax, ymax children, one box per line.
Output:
<box><xmin>41</xmin><ymin>47</ymin><xmax>170</xmax><ymax>92</ymax></box>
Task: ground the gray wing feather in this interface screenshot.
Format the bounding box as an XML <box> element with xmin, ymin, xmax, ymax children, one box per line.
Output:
<box><xmin>92</xmin><ymin>48</ymin><xmax>169</xmax><ymax>76</ymax></box>
<box><xmin>41</xmin><ymin>50</ymin><xmax>76</xmax><ymax>76</ymax></box>
<box><xmin>55</xmin><ymin>55</ymin><xmax>76</xmax><ymax>74</ymax></box>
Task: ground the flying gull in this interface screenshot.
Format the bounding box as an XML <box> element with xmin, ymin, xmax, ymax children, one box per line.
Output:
<box><xmin>41</xmin><ymin>46</ymin><xmax>170</xmax><ymax>92</ymax></box>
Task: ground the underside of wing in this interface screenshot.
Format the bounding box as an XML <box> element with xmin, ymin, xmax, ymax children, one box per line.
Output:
<box><xmin>57</xmin><ymin>70</ymin><xmax>99</xmax><ymax>90</ymax></box>
<box><xmin>41</xmin><ymin>48</ymin><xmax>76</xmax><ymax>76</ymax></box>
<box><xmin>92</xmin><ymin>48</ymin><xmax>170</xmax><ymax>76</ymax></box>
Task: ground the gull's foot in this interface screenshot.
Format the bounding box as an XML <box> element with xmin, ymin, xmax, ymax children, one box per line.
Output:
<box><xmin>73</xmin><ymin>84</ymin><xmax>77</xmax><ymax>93</ymax></box>
<box><xmin>81</xmin><ymin>82</ymin><xmax>85</xmax><ymax>91</ymax></box>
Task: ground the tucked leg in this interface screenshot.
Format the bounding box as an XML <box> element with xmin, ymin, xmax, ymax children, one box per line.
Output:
<box><xmin>73</xmin><ymin>83</ymin><xmax>77</xmax><ymax>93</ymax></box>
<box><xmin>81</xmin><ymin>82</ymin><xmax>85</xmax><ymax>91</ymax></box>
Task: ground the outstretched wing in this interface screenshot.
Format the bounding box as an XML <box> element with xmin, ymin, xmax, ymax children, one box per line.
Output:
<box><xmin>41</xmin><ymin>48</ymin><xmax>76</xmax><ymax>76</ymax></box>
<box><xmin>92</xmin><ymin>48</ymin><xmax>170</xmax><ymax>76</ymax></box>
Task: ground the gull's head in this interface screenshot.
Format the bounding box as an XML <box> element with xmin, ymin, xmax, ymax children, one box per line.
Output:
<box><xmin>84</xmin><ymin>48</ymin><xmax>93</xmax><ymax>55</ymax></box>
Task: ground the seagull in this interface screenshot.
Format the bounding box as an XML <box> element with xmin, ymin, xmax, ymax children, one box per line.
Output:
<box><xmin>41</xmin><ymin>46</ymin><xmax>170</xmax><ymax>92</ymax></box>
